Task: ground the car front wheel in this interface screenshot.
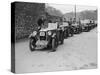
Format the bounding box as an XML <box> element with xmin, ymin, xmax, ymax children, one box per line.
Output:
<box><xmin>60</xmin><ymin>34</ymin><xmax>64</xmax><ymax>44</ymax></box>
<box><xmin>51</xmin><ymin>38</ymin><xmax>58</xmax><ymax>52</ymax></box>
<box><xmin>29</xmin><ymin>38</ymin><xmax>36</xmax><ymax>51</ymax></box>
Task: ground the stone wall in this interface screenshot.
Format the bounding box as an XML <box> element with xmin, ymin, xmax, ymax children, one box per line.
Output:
<box><xmin>15</xmin><ymin>2</ymin><xmax>45</xmax><ymax>40</ymax></box>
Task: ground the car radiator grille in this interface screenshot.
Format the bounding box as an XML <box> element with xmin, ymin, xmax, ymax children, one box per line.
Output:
<box><xmin>40</xmin><ymin>36</ymin><xmax>46</xmax><ymax>40</ymax></box>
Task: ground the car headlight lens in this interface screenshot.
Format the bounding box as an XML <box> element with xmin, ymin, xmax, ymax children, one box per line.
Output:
<box><xmin>32</xmin><ymin>31</ymin><xmax>37</xmax><ymax>36</ymax></box>
<box><xmin>48</xmin><ymin>31</ymin><xmax>52</xmax><ymax>35</ymax></box>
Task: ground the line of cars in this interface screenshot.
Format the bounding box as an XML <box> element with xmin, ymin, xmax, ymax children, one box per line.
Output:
<box><xmin>29</xmin><ymin>19</ymin><xmax>97</xmax><ymax>52</ymax></box>
<box><xmin>81</xmin><ymin>19</ymin><xmax>97</xmax><ymax>32</ymax></box>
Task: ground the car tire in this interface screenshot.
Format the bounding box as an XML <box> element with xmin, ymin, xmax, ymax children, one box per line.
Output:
<box><xmin>70</xmin><ymin>31</ymin><xmax>73</xmax><ymax>36</ymax></box>
<box><xmin>51</xmin><ymin>38</ymin><xmax>57</xmax><ymax>52</ymax></box>
<box><xmin>61</xmin><ymin>38</ymin><xmax>64</xmax><ymax>44</ymax></box>
<box><xmin>29</xmin><ymin>38</ymin><xmax>36</xmax><ymax>51</ymax></box>
<box><xmin>61</xmin><ymin>33</ymin><xmax>64</xmax><ymax>44</ymax></box>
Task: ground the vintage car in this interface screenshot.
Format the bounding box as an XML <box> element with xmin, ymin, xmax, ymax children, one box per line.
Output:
<box><xmin>71</xmin><ymin>22</ymin><xmax>82</xmax><ymax>34</ymax></box>
<box><xmin>81</xmin><ymin>20</ymin><xmax>91</xmax><ymax>32</ymax></box>
<box><xmin>59</xmin><ymin>22</ymin><xmax>69</xmax><ymax>38</ymax></box>
<box><xmin>29</xmin><ymin>22</ymin><xmax>64</xmax><ymax>52</ymax></box>
<box><xmin>90</xmin><ymin>20</ymin><xmax>97</xmax><ymax>29</ymax></box>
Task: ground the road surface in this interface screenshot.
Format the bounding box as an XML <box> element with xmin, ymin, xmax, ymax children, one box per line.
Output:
<box><xmin>15</xmin><ymin>28</ymin><xmax>97</xmax><ymax>73</ymax></box>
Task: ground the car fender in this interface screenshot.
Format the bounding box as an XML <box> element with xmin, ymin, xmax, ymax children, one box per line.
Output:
<box><xmin>52</xmin><ymin>33</ymin><xmax>56</xmax><ymax>38</ymax></box>
<box><xmin>29</xmin><ymin>34</ymin><xmax>33</xmax><ymax>38</ymax></box>
<box><xmin>29</xmin><ymin>34</ymin><xmax>37</xmax><ymax>40</ymax></box>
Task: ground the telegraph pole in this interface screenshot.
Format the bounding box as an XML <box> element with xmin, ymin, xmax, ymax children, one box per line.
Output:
<box><xmin>75</xmin><ymin>5</ymin><xmax>76</xmax><ymax>22</ymax></box>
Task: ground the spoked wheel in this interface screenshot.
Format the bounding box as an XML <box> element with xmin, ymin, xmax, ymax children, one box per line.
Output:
<box><xmin>29</xmin><ymin>38</ymin><xmax>36</xmax><ymax>51</ymax></box>
<box><xmin>70</xmin><ymin>29</ymin><xmax>74</xmax><ymax>36</ymax></box>
<box><xmin>60</xmin><ymin>33</ymin><xmax>64</xmax><ymax>44</ymax></box>
<box><xmin>64</xmin><ymin>30</ymin><xmax>68</xmax><ymax>38</ymax></box>
<box><xmin>60</xmin><ymin>38</ymin><xmax>64</xmax><ymax>44</ymax></box>
<box><xmin>85</xmin><ymin>27</ymin><xmax>89</xmax><ymax>32</ymax></box>
<box><xmin>51</xmin><ymin>38</ymin><xmax>58</xmax><ymax>52</ymax></box>
<box><xmin>68</xmin><ymin>28</ymin><xmax>73</xmax><ymax>37</ymax></box>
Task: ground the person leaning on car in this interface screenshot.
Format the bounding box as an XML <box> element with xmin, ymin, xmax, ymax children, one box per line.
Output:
<box><xmin>37</xmin><ymin>16</ymin><xmax>46</xmax><ymax>30</ymax></box>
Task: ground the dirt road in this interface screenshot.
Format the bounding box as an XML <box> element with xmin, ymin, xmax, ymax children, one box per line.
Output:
<box><xmin>15</xmin><ymin>28</ymin><xmax>97</xmax><ymax>73</ymax></box>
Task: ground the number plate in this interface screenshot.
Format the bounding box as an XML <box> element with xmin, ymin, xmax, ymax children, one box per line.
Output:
<box><xmin>40</xmin><ymin>32</ymin><xmax>45</xmax><ymax>36</ymax></box>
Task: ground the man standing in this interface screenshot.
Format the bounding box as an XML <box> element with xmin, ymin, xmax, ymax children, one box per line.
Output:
<box><xmin>37</xmin><ymin>15</ymin><xmax>46</xmax><ymax>30</ymax></box>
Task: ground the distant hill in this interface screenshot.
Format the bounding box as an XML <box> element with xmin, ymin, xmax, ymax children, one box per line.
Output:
<box><xmin>64</xmin><ymin>10</ymin><xmax>97</xmax><ymax>20</ymax></box>
<box><xmin>45</xmin><ymin>5</ymin><xmax>97</xmax><ymax>21</ymax></box>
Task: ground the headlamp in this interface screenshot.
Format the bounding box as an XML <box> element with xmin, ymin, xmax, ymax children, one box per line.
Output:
<box><xmin>32</xmin><ymin>31</ymin><xmax>37</xmax><ymax>36</ymax></box>
<box><xmin>48</xmin><ymin>31</ymin><xmax>52</xmax><ymax>35</ymax></box>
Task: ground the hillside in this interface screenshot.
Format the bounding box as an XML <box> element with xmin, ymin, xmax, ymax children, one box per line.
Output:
<box><xmin>64</xmin><ymin>10</ymin><xmax>97</xmax><ymax>20</ymax></box>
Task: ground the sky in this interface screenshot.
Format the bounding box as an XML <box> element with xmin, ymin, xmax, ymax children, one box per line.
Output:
<box><xmin>46</xmin><ymin>3</ymin><xmax>97</xmax><ymax>14</ymax></box>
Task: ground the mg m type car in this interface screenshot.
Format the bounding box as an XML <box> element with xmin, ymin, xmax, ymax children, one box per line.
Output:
<box><xmin>71</xmin><ymin>22</ymin><xmax>82</xmax><ymax>34</ymax></box>
<box><xmin>59</xmin><ymin>22</ymin><xmax>69</xmax><ymax>38</ymax></box>
<box><xmin>81</xmin><ymin>19</ymin><xmax>92</xmax><ymax>32</ymax></box>
<box><xmin>29</xmin><ymin>22</ymin><xmax>64</xmax><ymax>52</ymax></box>
<box><xmin>89</xmin><ymin>20</ymin><xmax>97</xmax><ymax>29</ymax></box>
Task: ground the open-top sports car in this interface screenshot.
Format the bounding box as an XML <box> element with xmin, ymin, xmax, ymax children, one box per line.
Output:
<box><xmin>29</xmin><ymin>22</ymin><xmax>64</xmax><ymax>52</ymax></box>
<box><xmin>59</xmin><ymin>22</ymin><xmax>70</xmax><ymax>38</ymax></box>
<box><xmin>71</xmin><ymin>22</ymin><xmax>82</xmax><ymax>34</ymax></box>
<box><xmin>81</xmin><ymin>19</ymin><xmax>95</xmax><ymax>32</ymax></box>
<box><xmin>89</xmin><ymin>20</ymin><xmax>97</xmax><ymax>29</ymax></box>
